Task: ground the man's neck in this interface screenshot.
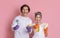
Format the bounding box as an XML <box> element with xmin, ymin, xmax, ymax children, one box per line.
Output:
<box><xmin>21</xmin><ymin>15</ymin><xmax>28</xmax><ymax>17</ymax></box>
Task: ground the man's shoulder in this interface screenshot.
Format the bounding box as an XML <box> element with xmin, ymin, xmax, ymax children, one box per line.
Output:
<box><xmin>14</xmin><ymin>15</ymin><xmax>21</xmax><ymax>20</ymax></box>
<box><xmin>28</xmin><ymin>17</ymin><xmax>32</xmax><ymax>20</ymax></box>
<box><xmin>15</xmin><ymin>15</ymin><xmax>21</xmax><ymax>18</ymax></box>
<box><xmin>27</xmin><ymin>17</ymin><xmax>32</xmax><ymax>21</ymax></box>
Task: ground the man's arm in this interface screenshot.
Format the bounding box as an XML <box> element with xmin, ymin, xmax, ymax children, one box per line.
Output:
<box><xmin>11</xmin><ymin>17</ymin><xmax>19</xmax><ymax>31</ymax></box>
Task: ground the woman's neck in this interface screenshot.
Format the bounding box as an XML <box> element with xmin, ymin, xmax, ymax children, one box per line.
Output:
<box><xmin>36</xmin><ymin>22</ymin><xmax>42</xmax><ymax>25</ymax></box>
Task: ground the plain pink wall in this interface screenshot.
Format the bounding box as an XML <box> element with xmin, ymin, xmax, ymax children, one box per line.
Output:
<box><xmin>0</xmin><ymin>0</ymin><xmax>60</xmax><ymax>38</ymax></box>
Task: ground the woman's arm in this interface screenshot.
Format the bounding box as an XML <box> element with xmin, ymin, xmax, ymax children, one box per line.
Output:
<box><xmin>44</xmin><ymin>23</ymin><xmax>48</xmax><ymax>37</ymax></box>
<box><xmin>44</xmin><ymin>27</ymin><xmax>48</xmax><ymax>37</ymax></box>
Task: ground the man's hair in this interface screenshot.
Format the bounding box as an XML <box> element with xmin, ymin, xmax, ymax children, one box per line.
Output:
<box><xmin>35</xmin><ymin>12</ymin><xmax>42</xmax><ymax>18</ymax></box>
<box><xmin>20</xmin><ymin>4</ymin><xmax>30</xmax><ymax>12</ymax></box>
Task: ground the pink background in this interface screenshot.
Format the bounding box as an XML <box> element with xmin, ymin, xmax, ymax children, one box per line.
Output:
<box><xmin>0</xmin><ymin>0</ymin><xmax>60</xmax><ymax>38</ymax></box>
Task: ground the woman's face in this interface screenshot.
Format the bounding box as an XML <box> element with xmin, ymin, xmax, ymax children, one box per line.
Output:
<box><xmin>35</xmin><ymin>15</ymin><xmax>42</xmax><ymax>23</ymax></box>
<box><xmin>22</xmin><ymin>7</ymin><xmax>29</xmax><ymax>16</ymax></box>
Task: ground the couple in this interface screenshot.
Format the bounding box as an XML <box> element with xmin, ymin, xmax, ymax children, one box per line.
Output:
<box><xmin>11</xmin><ymin>4</ymin><xmax>48</xmax><ymax>38</ymax></box>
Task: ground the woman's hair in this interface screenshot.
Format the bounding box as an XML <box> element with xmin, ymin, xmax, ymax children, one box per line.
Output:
<box><xmin>35</xmin><ymin>12</ymin><xmax>42</xmax><ymax>18</ymax></box>
<box><xmin>20</xmin><ymin>4</ymin><xmax>30</xmax><ymax>13</ymax></box>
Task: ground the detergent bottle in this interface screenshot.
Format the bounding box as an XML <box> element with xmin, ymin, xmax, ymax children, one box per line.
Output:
<box><xmin>33</xmin><ymin>24</ymin><xmax>39</xmax><ymax>32</ymax></box>
<box><xmin>26</xmin><ymin>24</ymin><xmax>32</xmax><ymax>33</ymax></box>
<box><xmin>44</xmin><ymin>23</ymin><xmax>48</xmax><ymax>36</ymax></box>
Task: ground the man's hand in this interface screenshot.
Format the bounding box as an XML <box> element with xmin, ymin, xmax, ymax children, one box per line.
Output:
<box><xmin>13</xmin><ymin>25</ymin><xmax>19</xmax><ymax>30</ymax></box>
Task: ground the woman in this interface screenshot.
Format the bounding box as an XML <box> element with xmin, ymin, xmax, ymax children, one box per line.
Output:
<box><xmin>32</xmin><ymin>12</ymin><xmax>48</xmax><ymax>38</ymax></box>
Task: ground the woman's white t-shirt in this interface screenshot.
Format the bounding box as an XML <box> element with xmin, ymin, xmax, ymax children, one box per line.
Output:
<box><xmin>33</xmin><ymin>23</ymin><xmax>47</xmax><ymax>38</ymax></box>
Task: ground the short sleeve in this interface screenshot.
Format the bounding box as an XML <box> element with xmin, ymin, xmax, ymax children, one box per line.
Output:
<box><xmin>43</xmin><ymin>23</ymin><xmax>48</xmax><ymax>29</ymax></box>
<box><xmin>27</xmin><ymin>18</ymin><xmax>33</xmax><ymax>26</ymax></box>
<box><xmin>29</xmin><ymin>19</ymin><xmax>32</xmax><ymax>24</ymax></box>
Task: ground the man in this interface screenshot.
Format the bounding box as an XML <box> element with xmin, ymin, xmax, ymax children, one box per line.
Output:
<box><xmin>11</xmin><ymin>4</ymin><xmax>32</xmax><ymax>38</ymax></box>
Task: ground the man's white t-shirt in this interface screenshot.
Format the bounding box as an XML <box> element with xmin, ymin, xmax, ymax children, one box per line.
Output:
<box><xmin>33</xmin><ymin>23</ymin><xmax>47</xmax><ymax>38</ymax></box>
<box><xmin>11</xmin><ymin>15</ymin><xmax>32</xmax><ymax>38</ymax></box>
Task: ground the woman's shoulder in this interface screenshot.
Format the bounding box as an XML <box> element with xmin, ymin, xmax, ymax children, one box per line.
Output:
<box><xmin>41</xmin><ymin>23</ymin><xmax>48</xmax><ymax>25</ymax></box>
<box><xmin>41</xmin><ymin>23</ymin><xmax>48</xmax><ymax>29</ymax></box>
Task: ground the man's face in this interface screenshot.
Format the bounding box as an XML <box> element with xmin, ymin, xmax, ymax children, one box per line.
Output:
<box><xmin>35</xmin><ymin>15</ymin><xmax>42</xmax><ymax>23</ymax></box>
<box><xmin>22</xmin><ymin>7</ymin><xmax>29</xmax><ymax>16</ymax></box>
